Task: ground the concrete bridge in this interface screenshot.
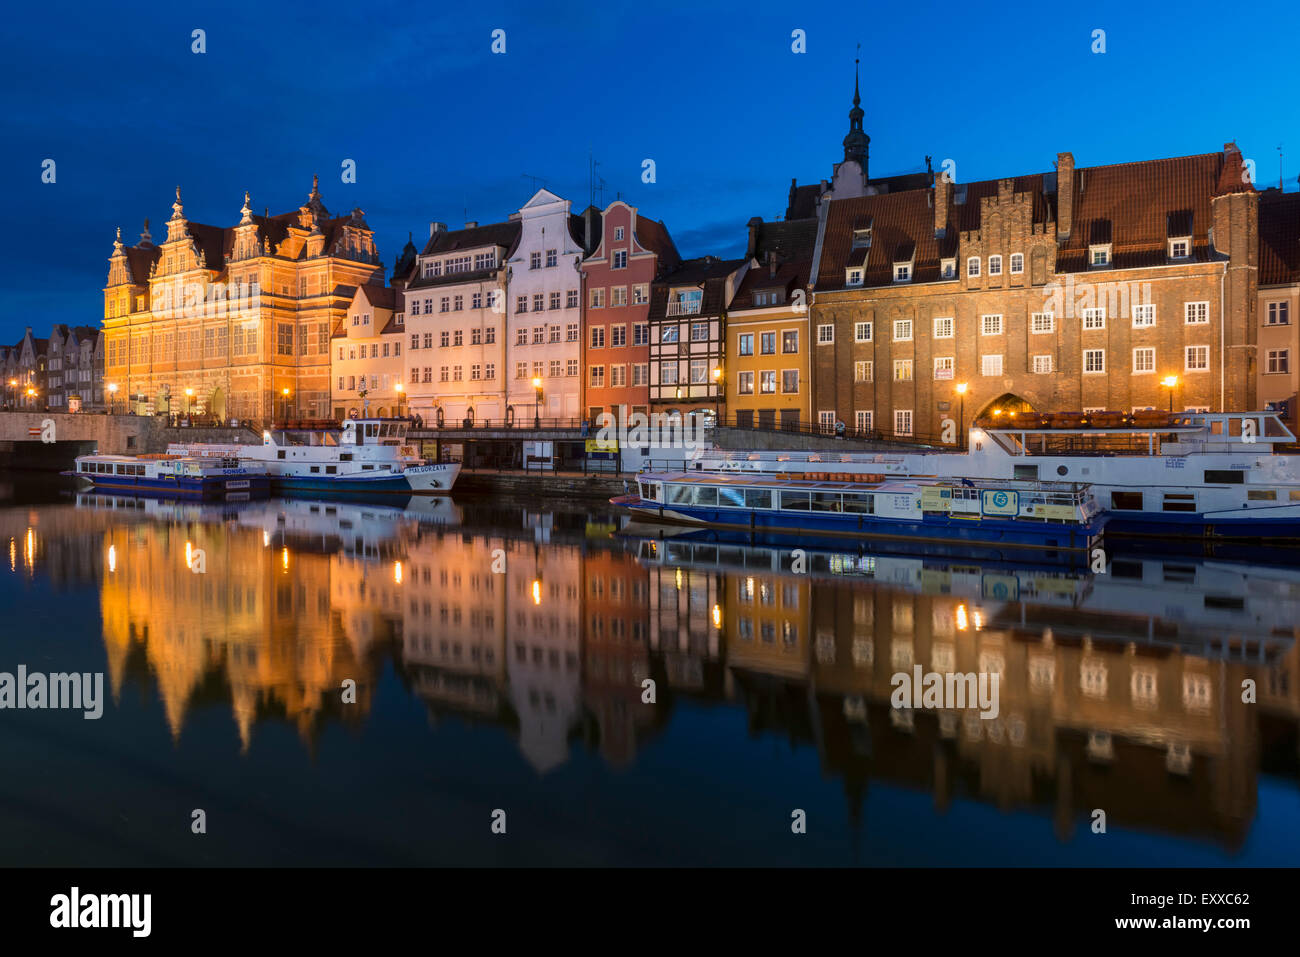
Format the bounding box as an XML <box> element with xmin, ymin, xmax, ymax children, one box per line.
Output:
<box><xmin>0</xmin><ymin>412</ymin><xmax>258</xmax><ymax>468</ymax></box>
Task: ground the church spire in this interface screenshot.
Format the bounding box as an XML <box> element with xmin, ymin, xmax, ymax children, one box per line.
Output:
<box><xmin>842</xmin><ymin>48</ymin><xmax>869</xmax><ymax>175</ymax></box>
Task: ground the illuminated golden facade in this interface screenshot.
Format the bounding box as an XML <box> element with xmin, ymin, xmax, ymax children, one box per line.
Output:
<box><xmin>101</xmin><ymin>178</ymin><xmax>383</xmax><ymax>422</ymax></box>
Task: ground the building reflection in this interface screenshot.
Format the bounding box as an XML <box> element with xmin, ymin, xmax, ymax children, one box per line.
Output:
<box><xmin>3</xmin><ymin>495</ymin><xmax>1298</xmax><ymax>850</ymax></box>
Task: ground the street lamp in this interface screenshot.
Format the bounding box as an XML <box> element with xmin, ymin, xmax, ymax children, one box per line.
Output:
<box><xmin>712</xmin><ymin>366</ymin><xmax>723</xmax><ymax>422</ymax></box>
<box><xmin>107</xmin><ymin>382</ymin><xmax>117</xmax><ymax>415</ymax></box>
<box><xmin>955</xmin><ymin>382</ymin><xmax>968</xmax><ymax>446</ymax></box>
<box><xmin>281</xmin><ymin>386</ymin><xmax>292</xmax><ymax>424</ymax></box>
<box><xmin>395</xmin><ymin>381</ymin><xmax>404</xmax><ymax>418</ymax></box>
<box><xmin>531</xmin><ymin>376</ymin><xmax>542</xmax><ymax>428</ymax></box>
<box><xmin>1161</xmin><ymin>375</ymin><xmax>1178</xmax><ymax>414</ymax></box>
<box><xmin>184</xmin><ymin>387</ymin><xmax>194</xmax><ymax>418</ymax></box>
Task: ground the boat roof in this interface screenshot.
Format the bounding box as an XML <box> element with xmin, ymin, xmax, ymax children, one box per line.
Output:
<box><xmin>639</xmin><ymin>471</ymin><xmax>1086</xmax><ymax>492</ymax></box>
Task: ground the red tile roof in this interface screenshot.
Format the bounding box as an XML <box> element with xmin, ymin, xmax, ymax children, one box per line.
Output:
<box><xmin>1260</xmin><ymin>190</ymin><xmax>1300</xmax><ymax>286</ymax></box>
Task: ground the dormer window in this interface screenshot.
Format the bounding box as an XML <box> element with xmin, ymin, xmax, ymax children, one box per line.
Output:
<box><xmin>893</xmin><ymin>263</ymin><xmax>911</xmax><ymax>282</ymax></box>
<box><xmin>940</xmin><ymin>258</ymin><xmax>956</xmax><ymax>279</ymax></box>
<box><xmin>851</xmin><ymin>217</ymin><xmax>873</xmax><ymax>249</ymax></box>
<box><xmin>1089</xmin><ymin>244</ymin><xmax>1111</xmax><ymax>268</ymax></box>
<box><xmin>847</xmin><ymin>268</ymin><xmax>863</xmax><ymax>286</ymax></box>
<box><xmin>1169</xmin><ymin>238</ymin><xmax>1191</xmax><ymax>260</ymax></box>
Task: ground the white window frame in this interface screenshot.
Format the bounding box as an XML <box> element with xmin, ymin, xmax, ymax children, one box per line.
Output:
<box><xmin>967</xmin><ymin>257</ymin><xmax>980</xmax><ymax>278</ymax></box>
<box><xmin>1185</xmin><ymin>301</ymin><xmax>1210</xmax><ymax>325</ymax></box>
<box><xmin>1032</xmin><ymin>354</ymin><xmax>1053</xmax><ymax>374</ymax></box>
<box><xmin>893</xmin><ymin>263</ymin><xmax>912</xmax><ymax>282</ymax></box>
<box><xmin>1132</xmin><ymin>303</ymin><xmax>1156</xmax><ymax>328</ymax></box>
<box><xmin>894</xmin><ymin>409</ymin><xmax>913</xmax><ymax>437</ymax></box>
<box><xmin>819</xmin><ymin>411</ymin><xmax>836</xmax><ymax>434</ymax></box>
<box><xmin>1010</xmin><ymin>252</ymin><xmax>1024</xmax><ymax>274</ymax></box>
<box><xmin>893</xmin><ymin>359</ymin><xmax>914</xmax><ymax>381</ymax></box>
<box><xmin>1031</xmin><ymin>312</ymin><xmax>1054</xmax><ymax>334</ymax></box>
<box><xmin>940</xmin><ymin>258</ymin><xmax>956</xmax><ymax>279</ymax></box>
<box><xmin>1266</xmin><ymin>301</ymin><xmax>1290</xmax><ymax>326</ymax></box>
<box><xmin>855</xmin><ymin>410</ymin><xmax>873</xmax><ymax>433</ymax></box>
<box><xmin>846</xmin><ymin>268</ymin><xmax>863</xmax><ymax>286</ymax></box>
<box><xmin>817</xmin><ymin>324</ymin><xmax>835</xmax><ymax>344</ymax></box>
<box><xmin>933</xmin><ymin>317</ymin><xmax>954</xmax><ymax>339</ymax></box>
<box><xmin>1089</xmin><ymin>244</ymin><xmax>1111</xmax><ymax>267</ymax></box>
<box><xmin>981</xmin><ymin>314</ymin><xmax>1002</xmax><ymax>336</ymax></box>
<box><xmin>981</xmin><ymin>354</ymin><xmax>1003</xmax><ymax>377</ymax></box>
<box><xmin>933</xmin><ymin>356</ymin><xmax>954</xmax><ymax>380</ymax></box>
<box><xmin>1168</xmin><ymin>238</ymin><xmax>1191</xmax><ymax>259</ymax></box>
<box><xmin>893</xmin><ymin>319</ymin><xmax>913</xmax><ymax>341</ymax></box>
<box><xmin>1082</xmin><ymin>307</ymin><xmax>1106</xmax><ymax>330</ymax></box>
<box><xmin>854</xmin><ymin>321</ymin><xmax>872</xmax><ymax>342</ymax></box>
<box><xmin>854</xmin><ymin>360</ymin><xmax>873</xmax><ymax>383</ymax></box>
<box><xmin>1266</xmin><ymin>349</ymin><xmax>1290</xmax><ymax>374</ymax></box>
<box><xmin>988</xmin><ymin>255</ymin><xmax>1002</xmax><ymax>276</ymax></box>
<box><xmin>1132</xmin><ymin>347</ymin><xmax>1155</xmax><ymax>374</ymax></box>
<box><xmin>1184</xmin><ymin>345</ymin><xmax>1209</xmax><ymax>372</ymax></box>
<box><xmin>1083</xmin><ymin>349</ymin><xmax>1106</xmax><ymax>374</ymax></box>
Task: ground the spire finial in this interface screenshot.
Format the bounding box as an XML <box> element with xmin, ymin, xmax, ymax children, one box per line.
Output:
<box><xmin>854</xmin><ymin>44</ymin><xmax>861</xmax><ymax>106</ymax></box>
<box><xmin>170</xmin><ymin>186</ymin><xmax>185</xmax><ymax>222</ymax></box>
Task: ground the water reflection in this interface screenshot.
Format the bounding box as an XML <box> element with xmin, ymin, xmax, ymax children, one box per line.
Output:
<box><xmin>3</xmin><ymin>491</ymin><xmax>1299</xmax><ymax>859</ymax></box>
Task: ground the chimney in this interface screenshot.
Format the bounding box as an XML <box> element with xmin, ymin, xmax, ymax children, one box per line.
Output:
<box><xmin>464</xmin><ymin>221</ymin><xmax>477</xmax><ymax>229</ymax></box>
<box><xmin>1056</xmin><ymin>152</ymin><xmax>1075</xmax><ymax>241</ymax></box>
<box><xmin>746</xmin><ymin>216</ymin><xmax>763</xmax><ymax>259</ymax></box>
<box><xmin>934</xmin><ymin>173</ymin><xmax>950</xmax><ymax>238</ymax></box>
<box><xmin>429</xmin><ymin>222</ymin><xmax>446</xmax><ymax>237</ymax></box>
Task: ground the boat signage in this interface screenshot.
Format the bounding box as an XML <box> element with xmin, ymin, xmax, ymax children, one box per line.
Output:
<box><xmin>921</xmin><ymin>487</ymin><xmax>953</xmax><ymax>512</ymax></box>
<box><xmin>981</xmin><ymin>489</ymin><xmax>1019</xmax><ymax>516</ymax></box>
<box><xmin>982</xmin><ymin>574</ymin><xmax>1020</xmax><ymax>601</ymax></box>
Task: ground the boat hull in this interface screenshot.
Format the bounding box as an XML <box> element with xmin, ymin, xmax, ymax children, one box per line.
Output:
<box><xmin>615</xmin><ymin>497</ymin><xmax>1104</xmax><ymax>565</ymax></box>
<box><xmin>70</xmin><ymin>474</ymin><xmax>270</xmax><ymax>501</ymax></box>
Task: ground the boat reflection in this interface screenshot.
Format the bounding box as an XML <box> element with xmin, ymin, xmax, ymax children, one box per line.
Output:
<box><xmin>3</xmin><ymin>494</ymin><xmax>1297</xmax><ymax>853</ymax></box>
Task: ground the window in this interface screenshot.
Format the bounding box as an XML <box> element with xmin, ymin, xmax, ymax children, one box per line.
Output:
<box><xmin>530</xmin><ymin>251</ymin><xmax>542</xmax><ymax>270</ymax></box>
<box><xmin>738</xmin><ymin>334</ymin><xmax>754</xmax><ymax>356</ymax></box>
<box><xmin>516</xmin><ymin>295</ymin><xmax>528</xmax><ymax>314</ymax></box>
<box><xmin>632</xmin><ymin>363</ymin><xmax>648</xmax><ymax>385</ymax></box>
<box><xmin>470</xmin><ymin>364</ymin><xmax>481</xmax><ymax>380</ymax></box>
<box><xmin>610</xmin><ymin>364</ymin><xmax>626</xmax><ymax>387</ymax></box>
<box><xmin>1185</xmin><ymin>301</ymin><xmax>1209</xmax><ymax>324</ymax></box>
<box><xmin>1133</xmin><ymin>348</ymin><xmax>1155</xmax><ymax>373</ymax></box>
<box><xmin>981</xmin><ymin>314</ymin><xmax>1002</xmax><ymax>336</ymax></box>
<box><xmin>1267</xmin><ymin>302</ymin><xmax>1290</xmax><ymax>326</ymax></box>
<box><xmin>440</xmin><ymin>330</ymin><xmax>450</xmax><ymax>348</ymax></box>
<box><xmin>472</xmin><ymin>292</ymin><xmax>483</xmax><ymax>309</ymax></box>
<box><xmin>690</xmin><ymin>322</ymin><xmax>709</xmax><ymax>342</ymax></box>
<box><xmin>532</xmin><ymin>293</ymin><xmax>544</xmax><ymax>312</ymax></box>
<box><xmin>967</xmin><ymin>258</ymin><xmax>980</xmax><ymax>277</ymax></box>
<box><xmin>760</xmin><ymin>370</ymin><xmax>777</xmax><ymax>393</ymax></box>
<box><xmin>934</xmin><ymin>356</ymin><xmax>954</xmax><ymax>380</ymax></box>
<box><xmin>933</xmin><ymin>317</ymin><xmax>953</xmax><ymax>339</ymax></box>
<box><xmin>940</xmin><ymin>258</ymin><xmax>956</xmax><ymax>279</ymax></box>
<box><xmin>738</xmin><ymin>371</ymin><xmax>754</xmax><ymax>394</ymax></box>
<box><xmin>611</xmin><ymin>324</ymin><xmax>626</xmax><ymax>347</ymax></box>
<box><xmin>611</xmin><ymin>286</ymin><xmax>627</xmax><ymax>307</ymax></box>
<box><xmin>590</xmin><ymin>288</ymin><xmax>606</xmax><ymax>308</ymax></box>
<box><xmin>660</xmin><ymin>364</ymin><xmax>678</xmax><ymax>385</ymax></box>
<box><xmin>1082</xmin><ymin>307</ymin><xmax>1105</xmax><ymax>330</ymax></box>
<box><xmin>1169</xmin><ymin>238</ymin><xmax>1190</xmax><ymax>259</ymax></box>
<box><xmin>546</xmin><ymin>248</ymin><xmax>557</xmax><ymax>268</ymax></box>
<box><xmin>453</xmin><ymin>329</ymin><xmax>463</xmax><ymax>346</ymax></box>
<box><xmin>1030</xmin><ymin>312</ymin><xmax>1054</xmax><ymax>335</ymax></box>
<box><xmin>847</xmin><ymin>269</ymin><xmax>863</xmax><ymax>286</ymax></box>
<box><xmin>532</xmin><ymin>326</ymin><xmax>545</xmax><ymax>344</ymax></box>
<box><xmin>981</xmin><ymin>354</ymin><xmax>1003</xmax><ymax>377</ymax></box>
<box><xmin>760</xmin><ymin>332</ymin><xmax>776</xmax><ymax>355</ymax></box>
<box><xmin>893</xmin><ymin>319</ymin><xmax>913</xmax><ymax>341</ymax></box>
<box><xmin>893</xmin><ymin>263</ymin><xmax>911</xmax><ymax>282</ymax></box>
<box><xmin>661</xmin><ymin>325</ymin><xmax>679</xmax><ymax>343</ymax></box>
<box><xmin>589</xmin><ymin>365</ymin><xmax>605</xmax><ymax>387</ymax></box>
<box><xmin>1032</xmin><ymin>354</ymin><xmax>1053</xmax><ymax>374</ymax></box>
<box><xmin>988</xmin><ymin>255</ymin><xmax>1002</xmax><ymax>276</ymax></box>
<box><xmin>440</xmin><ymin>297</ymin><xmax>450</xmax><ymax>313</ymax></box>
<box><xmin>854</xmin><ymin>321</ymin><xmax>872</xmax><ymax>342</ymax></box>
<box><xmin>894</xmin><ymin>409</ymin><xmax>913</xmax><ymax>436</ymax></box>
<box><xmin>567</xmin><ymin>359</ymin><xmax>578</xmax><ymax>376</ymax></box>
<box><xmin>1010</xmin><ymin>253</ymin><xmax>1024</xmax><ymax>274</ymax></box>
<box><xmin>1084</xmin><ymin>349</ymin><xmax>1105</xmax><ymax>374</ymax></box>
<box><xmin>566</xmin><ymin>290</ymin><xmax>579</xmax><ymax>309</ymax></box>
<box><xmin>854</xmin><ymin>360</ymin><xmax>873</xmax><ymax>382</ymax></box>
<box><xmin>855</xmin><ymin>411</ymin><xmax>873</xmax><ymax>432</ymax></box>
<box><xmin>1090</xmin><ymin>245</ymin><xmax>1111</xmax><ymax>267</ymax></box>
<box><xmin>613</xmin><ymin>250</ymin><xmax>627</xmax><ymax>269</ymax></box>
<box><xmin>485</xmin><ymin>363</ymin><xmax>496</xmax><ymax>379</ymax></box>
<box><xmin>781</xmin><ymin>370</ymin><xmax>799</xmax><ymax>393</ymax></box>
<box><xmin>818</xmin><ymin>324</ymin><xmax>834</xmax><ymax>344</ymax></box>
<box><xmin>690</xmin><ymin>359</ymin><xmax>708</xmax><ymax>384</ymax></box>
<box><xmin>1267</xmin><ymin>349</ymin><xmax>1290</xmax><ymax>374</ymax></box>
<box><xmin>566</xmin><ymin>323</ymin><xmax>578</xmax><ymax>342</ymax></box>
<box><xmin>516</xmin><ymin>362</ymin><xmax>527</xmax><ymax>379</ymax></box>
<box><xmin>1133</xmin><ymin>303</ymin><xmax>1156</xmax><ymax>328</ymax></box>
<box><xmin>549</xmin><ymin>291</ymin><xmax>561</xmax><ymax>311</ymax></box>
<box><xmin>782</xmin><ymin>331</ymin><xmax>799</xmax><ymax>353</ymax></box>
<box><xmin>590</xmin><ymin>326</ymin><xmax>605</xmax><ymax>348</ymax></box>
<box><xmin>614</xmin><ymin>226</ymin><xmax>624</xmax><ymax>241</ymax></box>
<box><xmin>1185</xmin><ymin>345</ymin><xmax>1209</xmax><ymax>371</ymax></box>
<box><xmin>633</xmin><ymin>284</ymin><xmax>649</xmax><ymax>305</ymax></box>
<box><xmin>893</xmin><ymin>359</ymin><xmax>913</xmax><ymax>381</ymax></box>
<box><xmin>819</xmin><ymin>411</ymin><xmax>836</xmax><ymax>434</ymax></box>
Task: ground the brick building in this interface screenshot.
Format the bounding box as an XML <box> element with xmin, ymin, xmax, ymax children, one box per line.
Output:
<box><xmin>808</xmin><ymin>137</ymin><xmax>1259</xmax><ymax>440</ymax></box>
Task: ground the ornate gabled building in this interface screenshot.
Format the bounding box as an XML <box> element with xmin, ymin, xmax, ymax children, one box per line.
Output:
<box><xmin>102</xmin><ymin>177</ymin><xmax>384</xmax><ymax>422</ymax></box>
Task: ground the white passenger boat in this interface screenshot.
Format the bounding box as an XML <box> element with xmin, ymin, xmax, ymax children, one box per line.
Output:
<box><xmin>169</xmin><ymin>417</ymin><xmax>460</xmax><ymax>495</ymax></box>
<box><xmin>66</xmin><ymin>453</ymin><xmax>270</xmax><ymax>500</ymax></box>
<box><xmin>691</xmin><ymin>411</ymin><xmax>1300</xmax><ymax>540</ymax></box>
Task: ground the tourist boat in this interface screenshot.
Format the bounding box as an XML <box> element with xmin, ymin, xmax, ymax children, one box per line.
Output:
<box><xmin>612</xmin><ymin>471</ymin><xmax>1105</xmax><ymax>563</ymax></box>
<box><xmin>169</xmin><ymin>417</ymin><xmax>460</xmax><ymax>495</ymax></box>
<box><xmin>690</xmin><ymin>411</ymin><xmax>1300</xmax><ymax>541</ymax></box>
<box><xmin>67</xmin><ymin>453</ymin><xmax>271</xmax><ymax>500</ymax></box>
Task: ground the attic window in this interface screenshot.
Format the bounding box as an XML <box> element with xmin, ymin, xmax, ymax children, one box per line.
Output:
<box><xmin>1169</xmin><ymin>238</ymin><xmax>1191</xmax><ymax>260</ymax></box>
<box><xmin>846</xmin><ymin>268</ymin><xmax>864</xmax><ymax>286</ymax></box>
<box><xmin>1089</xmin><ymin>244</ymin><xmax>1111</xmax><ymax>268</ymax></box>
<box><xmin>753</xmin><ymin>290</ymin><xmax>785</xmax><ymax>306</ymax></box>
<box><xmin>851</xmin><ymin>227</ymin><xmax>872</xmax><ymax>249</ymax></box>
<box><xmin>893</xmin><ymin>263</ymin><xmax>911</xmax><ymax>283</ymax></box>
<box><xmin>940</xmin><ymin>258</ymin><xmax>956</xmax><ymax>279</ymax></box>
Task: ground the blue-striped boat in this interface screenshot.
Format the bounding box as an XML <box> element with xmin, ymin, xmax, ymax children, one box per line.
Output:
<box><xmin>68</xmin><ymin>453</ymin><xmax>270</xmax><ymax>501</ymax></box>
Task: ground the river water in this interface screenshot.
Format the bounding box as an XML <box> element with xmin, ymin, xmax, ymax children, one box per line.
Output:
<box><xmin>1</xmin><ymin>472</ymin><xmax>1297</xmax><ymax>866</ymax></box>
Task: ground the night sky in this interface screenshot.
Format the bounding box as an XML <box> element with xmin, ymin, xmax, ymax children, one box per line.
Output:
<box><xmin>2</xmin><ymin>0</ymin><xmax>1297</xmax><ymax>344</ymax></box>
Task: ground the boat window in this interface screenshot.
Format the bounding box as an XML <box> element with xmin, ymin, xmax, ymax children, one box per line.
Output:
<box><xmin>1013</xmin><ymin>465</ymin><xmax>1039</xmax><ymax>481</ymax></box>
<box><xmin>1162</xmin><ymin>493</ymin><xmax>1197</xmax><ymax>512</ymax></box>
<box><xmin>811</xmin><ymin>492</ymin><xmax>842</xmax><ymax>512</ymax></box>
<box><xmin>1110</xmin><ymin>492</ymin><xmax>1143</xmax><ymax>510</ymax></box>
<box><xmin>667</xmin><ymin>485</ymin><xmax>692</xmax><ymax>505</ymax></box>
<box><xmin>1247</xmin><ymin>489</ymin><xmax>1277</xmax><ymax>501</ymax></box>
<box><xmin>1291</xmin><ymin>490</ymin><xmax>1300</xmax><ymax>501</ymax></box>
<box><xmin>718</xmin><ymin>486</ymin><xmax>745</xmax><ymax>508</ymax></box>
<box><xmin>310</xmin><ymin>466</ymin><xmax>320</xmax><ymax>473</ymax></box>
<box><xmin>842</xmin><ymin>492</ymin><xmax>874</xmax><ymax>514</ymax></box>
<box><xmin>277</xmin><ymin>451</ymin><xmax>285</xmax><ymax>459</ymax></box>
<box><xmin>744</xmin><ymin>488</ymin><xmax>772</xmax><ymax>509</ymax></box>
<box><xmin>692</xmin><ymin>485</ymin><xmax>718</xmax><ymax>506</ymax></box>
<box><xmin>1204</xmin><ymin>470</ymin><xmax>1244</xmax><ymax>484</ymax></box>
<box><xmin>341</xmin><ymin>453</ymin><xmax>353</xmax><ymax>461</ymax></box>
<box><xmin>1210</xmin><ymin>420</ymin><xmax>1223</xmax><ymax>435</ymax></box>
<box><xmin>326</xmin><ymin>466</ymin><xmax>337</xmax><ymax>475</ymax></box>
<box><xmin>780</xmin><ymin>490</ymin><xmax>812</xmax><ymax>511</ymax></box>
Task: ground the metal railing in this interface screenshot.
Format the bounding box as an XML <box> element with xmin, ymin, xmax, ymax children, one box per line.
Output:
<box><xmin>665</xmin><ymin>299</ymin><xmax>703</xmax><ymax>317</ymax></box>
<box><xmin>713</xmin><ymin>414</ymin><xmax>957</xmax><ymax>448</ymax></box>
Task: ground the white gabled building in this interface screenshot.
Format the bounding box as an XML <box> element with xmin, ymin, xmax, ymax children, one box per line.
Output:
<box><xmin>401</xmin><ymin>220</ymin><xmax>520</xmax><ymax>426</ymax></box>
<box><xmin>504</xmin><ymin>190</ymin><xmax>600</xmax><ymax>423</ymax></box>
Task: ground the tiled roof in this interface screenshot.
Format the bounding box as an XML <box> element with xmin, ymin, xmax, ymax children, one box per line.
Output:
<box><xmin>634</xmin><ymin>215</ymin><xmax>681</xmax><ymax>271</ymax></box>
<box><xmin>419</xmin><ymin>220</ymin><xmax>520</xmax><ymax>258</ymax></box>
<box><xmin>785</xmin><ymin>181</ymin><xmax>821</xmax><ymax>220</ymax></box>
<box><xmin>817</xmin><ymin>189</ymin><xmax>943</xmax><ymax>289</ymax></box>
<box><xmin>731</xmin><ymin>217</ymin><xmax>817</xmax><ymax>311</ymax></box>
<box><xmin>1260</xmin><ymin>190</ymin><xmax>1300</xmax><ymax>286</ymax></box>
<box><xmin>647</xmin><ymin>257</ymin><xmax>747</xmax><ymax>321</ymax></box>
<box><xmin>123</xmin><ymin>245</ymin><xmax>160</xmax><ymax>284</ymax></box>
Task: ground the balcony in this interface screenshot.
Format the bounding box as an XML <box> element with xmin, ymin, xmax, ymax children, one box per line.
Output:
<box><xmin>665</xmin><ymin>298</ymin><xmax>702</xmax><ymax>317</ymax></box>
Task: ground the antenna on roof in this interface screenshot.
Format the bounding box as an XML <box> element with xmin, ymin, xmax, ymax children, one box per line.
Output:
<box><xmin>1279</xmin><ymin>145</ymin><xmax>1285</xmax><ymax>191</ymax></box>
<box><xmin>522</xmin><ymin>173</ymin><xmax>546</xmax><ymax>191</ymax></box>
<box><xmin>589</xmin><ymin>150</ymin><xmax>601</xmax><ymax>209</ymax></box>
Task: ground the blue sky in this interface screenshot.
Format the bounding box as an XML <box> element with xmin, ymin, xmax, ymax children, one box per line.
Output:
<box><xmin>2</xmin><ymin>0</ymin><xmax>1297</xmax><ymax>344</ymax></box>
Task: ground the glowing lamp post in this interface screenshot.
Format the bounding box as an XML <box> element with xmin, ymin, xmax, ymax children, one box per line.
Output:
<box><xmin>532</xmin><ymin>377</ymin><xmax>543</xmax><ymax>429</ymax></box>
<box><xmin>955</xmin><ymin>382</ymin><xmax>968</xmax><ymax>446</ymax></box>
<box><xmin>1161</xmin><ymin>375</ymin><xmax>1178</xmax><ymax>413</ymax></box>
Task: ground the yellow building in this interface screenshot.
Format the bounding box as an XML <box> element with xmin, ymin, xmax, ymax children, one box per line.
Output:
<box><xmin>724</xmin><ymin>222</ymin><xmax>816</xmax><ymax>430</ymax></box>
<box><xmin>102</xmin><ymin>178</ymin><xmax>384</xmax><ymax>422</ymax></box>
